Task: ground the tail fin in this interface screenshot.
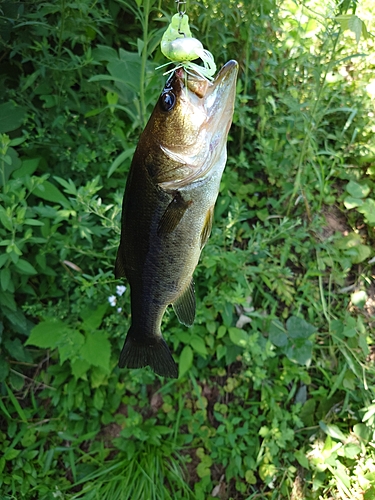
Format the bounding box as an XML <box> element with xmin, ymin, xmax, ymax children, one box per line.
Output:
<box><xmin>119</xmin><ymin>331</ymin><xmax>178</xmax><ymax>379</ymax></box>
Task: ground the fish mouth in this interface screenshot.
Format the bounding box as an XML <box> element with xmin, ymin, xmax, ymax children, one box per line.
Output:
<box><xmin>159</xmin><ymin>61</ymin><xmax>238</xmax><ymax>190</ymax></box>
<box><xmin>186</xmin><ymin>60</ymin><xmax>238</xmax><ymax>117</ymax></box>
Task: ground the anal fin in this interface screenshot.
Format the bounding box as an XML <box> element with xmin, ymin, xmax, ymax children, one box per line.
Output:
<box><xmin>172</xmin><ymin>278</ymin><xmax>196</xmax><ymax>327</ymax></box>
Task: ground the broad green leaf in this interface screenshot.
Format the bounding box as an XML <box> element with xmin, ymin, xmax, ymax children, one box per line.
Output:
<box><xmin>0</xmin><ymin>268</ymin><xmax>11</xmax><ymax>291</ymax></box>
<box><xmin>351</xmin><ymin>290</ymin><xmax>368</xmax><ymax>308</ymax></box>
<box><xmin>190</xmin><ymin>336</ymin><xmax>208</xmax><ymax>357</ymax></box>
<box><xmin>245</xmin><ymin>470</ymin><xmax>257</xmax><ymax>484</ymax></box>
<box><xmin>353</xmin><ymin>423</ymin><xmax>371</xmax><ymax>443</ymax></box>
<box><xmin>80</xmin><ymin>331</ymin><xmax>111</xmax><ymax>372</ymax></box>
<box><xmin>348</xmin><ymin>14</ymin><xmax>365</xmax><ymax>43</ymax></box>
<box><xmin>346</xmin><ymin>180</ymin><xmax>370</xmax><ymax>199</ymax></box>
<box><xmin>57</xmin><ymin>329</ymin><xmax>85</xmax><ymax>364</ymax></box>
<box><xmin>357</xmin><ymin>199</ymin><xmax>375</xmax><ymax>225</ymax></box>
<box><xmin>319</xmin><ymin>421</ymin><xmax>347</xmax><ymax>442</ymax></box>
<box><xmin>294</xmin><ymin>449</ymin><xmax>310</xmax><ymax>469</ymax></box>
<box><xmin>343</xmin><ymin>196</ymin><xmax>363</xmax><ymax>209</ymax></box>
<box><xmin>286</xmin><ymin>316</ymin><xmax>317</xmax><ymax>339</ymax></box>
<box><xmin>334</xmin><ymin>232</ymin><xmax>361</xmax><ymax>250</ymax></box>
<box><xmin>93</xmin><ymin>388</ymin><xmax>105</xmax><ymax>410</ymax></box>
<box><xmin>12</xmin><ymin>158</ymin><xmax>40</xmax><ymax>179</ymax></box>
<box><xmin>71</xmin><ymin>359</ymin><xmax>91</xmax><ymax>380</ymax></box>
<box><xmin>178</xmin><ymin>345</ymin><xmax>193</xmax><ymax>378</ymax></box>
<box><xmin>80</xmin><ymin>303</ymin><xmax>108</xmax><ymax>332</ymax></box>
<box><xmin>14</xmin><ymin>258</ymin><xmax>37</xmax><ymax>275</ymax></box>
<box><xmin>364</xmin><ymin>486</ymin><xmax>375</xmax><ymax>500</ymax></box>
<box><xmin>350</xmin><ymin>244</ymin><xmax>371</xmax><ymax>264</ymax></box>
<box><xmin>228</xmin><ymin>327</ymin><xmax>248</xmax><ymax>347</ymax></box>
<box><xmin>216</xmin><ymin>344</ymin><xmax>226</xmax><ymax>361</ymax></box>
<box><xmin>4</xmin><ymin>338</ymin><xmax>30</xmax><ymax>363</ymax></box>
<box><xmin>269</xmin><ymin>320</ymin><xmax>288</xmax><ymax>347</ymax></box>
<box><xmin>285</xmin><ymin>340</ymin><xmax>313</xmax><ymax>365</ymax></box>
<box><xmin>0</xmin><ymin>102</ymin><xmax>26</xmax><ymax>133</ymax></box>
<box><xmin>26</xmin><ymin>319</ymin><xmax>68</xmax><ymax>348</ymax></box>
<box><xmin>33</xmin><ymin>180</ymin><xmax>69</xmax><ymax>205</ymax></box>
<box><xmin>0</xmin><ymin>291</ymin><xmax>17</xmax><ymax>311</ymax></box>
<box><xmin>342</xmin><ymin>443</ymin><xmax>361</xmax><ymax>459</ymax></box>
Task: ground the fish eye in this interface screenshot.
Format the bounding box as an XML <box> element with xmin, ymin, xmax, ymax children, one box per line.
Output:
<box><xmin>160</xmin><ymin>91</ymin><xmax>176</xmax><ymax>112</ymax></box>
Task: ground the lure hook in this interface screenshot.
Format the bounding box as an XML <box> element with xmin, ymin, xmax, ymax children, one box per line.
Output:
<box><xmin>175</xmin><ymin>0</ymin><xmax>187</xmax><ymax>35</ymax></box>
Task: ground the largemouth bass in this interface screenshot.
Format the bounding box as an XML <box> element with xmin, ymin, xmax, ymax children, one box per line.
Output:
<box><xmin>115</xmin><ymin>60</ymin><xmax>238</xmax><ymax>378</ymax></box>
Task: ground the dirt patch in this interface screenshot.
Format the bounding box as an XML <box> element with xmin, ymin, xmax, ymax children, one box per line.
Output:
<box><xmin>320</xmin><ymin>205</ymin><xmax>350</xmax><ymax>239</ymax></box>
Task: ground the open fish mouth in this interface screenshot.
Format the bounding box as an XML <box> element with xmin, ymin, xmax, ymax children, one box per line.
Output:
<box><xmin>185</xmin><ymin>60</ymin><xmax>238</xmax><ymax>119</ymax></box>
<box><xmin>159</xmin><ymin>61</ymin><xmax>238</xmax><ymax>190</ymax></box>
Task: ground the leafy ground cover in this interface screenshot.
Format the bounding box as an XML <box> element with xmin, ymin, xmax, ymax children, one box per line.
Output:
<box><xmin>0</xmin><ymin>0</ymin><xmax>375</xmax><ymax>498</ymax></box>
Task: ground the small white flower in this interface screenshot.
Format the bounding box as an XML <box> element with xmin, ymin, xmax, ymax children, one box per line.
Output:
<box><xmin>117</xmin><ymin>307</ymin><xmax>122</xmax><ymax>313</ymax></box>
<box><xmin>116</xmin><ymin>285</ymin><xmax>127</xmax><ymax>297</ymax></box>
<box><xmin>108</xmin><ymin>295</ymin><xmax>117</xmax><ymax>307</ymax></box>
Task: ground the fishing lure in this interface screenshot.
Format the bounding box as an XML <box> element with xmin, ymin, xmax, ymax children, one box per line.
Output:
<box><xmin>159</xmin><ymin>13</ymin><xmax>216</xmax><ymax>80</ymax></box>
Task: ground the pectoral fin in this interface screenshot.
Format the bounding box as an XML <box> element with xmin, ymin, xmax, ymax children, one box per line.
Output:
<box><xmin>158</xmin><ymin>192</ymin><xmax>192</xmax><ymax>236</ymax></box>
<box><xmin>200</xmin><ymin>206</ymin><xmax>214</xmax><ymax>249</ymax></box>
<box><xmin>172</xmin><ymin>278</ymin><xmax>196</xmax><ymax>327</ymax></box>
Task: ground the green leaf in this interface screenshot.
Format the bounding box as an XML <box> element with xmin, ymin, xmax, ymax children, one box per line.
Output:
<box><xmin>71</xmin><ymin>359</ymin><xmax>91</xmax><ymax>380</ymax></box>
<box><xmin>0</xmin><ymin>102</ymin><xmax>26</xmax><ymax>133</ymax></box>
<box><xmin>357</xmin><ymin>198</ymin><xmax>375</xmax><ymax>225</ymax></box>
<box><xmin>0</xmin><ymin>268</ymin><xmax>11</xmax><ymax>291</ymax></box>
<box><xmin>346</xmin><ymin>180</ymin><xmax>370</xmax><ymax>199</ymax></box>
<box><xmin>343</xmin><ymin>196</ymin><xmax>363</xmax><ymax>209</ymax></box>
<box><xmin>58</xmin><ymin>329</ymin><xmax>85</xmax><ymax>364</ymax></box>
<box><xmin>364</xmin><ymin>486</ymin><xmax>375</xmax><ymax>500</ymax></box>
<box><xmin>0</xmin><ymin>291</ymin><xmax>17</xmax><ymax>311</ymax></box>
<box><xmin>26</xmin><ymin>319</ymin><xmax>68</xmax><ymax>348</ymax></box>
<box><xmin>342</xmin><ymin>443</ymin><xmax>361</xmax><ymax>459</ymax></box>
<box><xmin>178</xmin><ymin>345</ymin><xmax>193</xmax><ymax>378</ymax></box>
<box><xmin>5</xmin><ymin>382</ymin><xmax>27</xmax><ymax>422</ymax></box>
<box><xmin>33</xmin><ymin>180</ymin><xmax>69</xmax><ymax>205</ymax></box>
<box><xmin>294</xmin><ymin>449</ymin><xmax>310</xmax><ymax>469</ymax></box>
<box><xmin>80</xmin><ymin>331</ymin><xmax>111</xmax><ymax>372</ymax></box>
<box><xmin>190</xmin><ymin>336</ymin><xmax>208</xmax><ymax>357</ymax></box>
<box><xmin>228</xmin><ymin>327</ymin><xmax>248</xmax><ymax>347</ymax></box>
<box><xmin>319</xmin><ymin>421</ymin><xmax>347</xmax><ymax>442</ymax></box>
<box><xmin>348</xmin><ymin>14</ymin><xmax>365</xmax><ymax>43</ymax></box>
<box><xmin>351</xmin><ymin>290</ymin><xmax>368</xmax><ymax>308</ymax></box>
<box><xmin>216</xmin><ymin>344</ymin><xmax>226</xmax><ymax>360</ymax></box>
<box><xmin>107</xmin><ymin>148</ymin><xmax>135</xmax><ymax>178</ymax></box>
<box><xmin>14</xmin><ymin>259</ymin><xmax>37</xmax><ymax>275</ymax></box>
<box><xmin>12</xmin><ymin>158</ymin><xmax>40</xmax><ymax>179</ymax></box>
<box><xmin>286</xmin><ymin>316</ymin><xmax>317</xmax><ymax>339</ymax></box>
<box><xmin>269</xmin><ymin>320</ymin><xmax>288</xmax><ymax>347</ymax></box>
<box><xmin>80</xmin><ymin>303</ymin><xmax>108</xmax><ymax>332</ymax></box>
<box><xmin>93</xmin><ymin>388</ymin><xmax>105</xmax><ymax>410</ymax></box>
<box><xmin>353</xmin><ymin>423</ymin><xmax>371</xmax><ymax>443</ymax></box>
<box><xmin>350</xmin><ymin>244</ymin><xmax>371</xmax><ymax>264</ymax></box>
<box><xmin>285</xmin><ymin>340</ymin><xmax>313</xmax><ymax>365</ymax></box>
